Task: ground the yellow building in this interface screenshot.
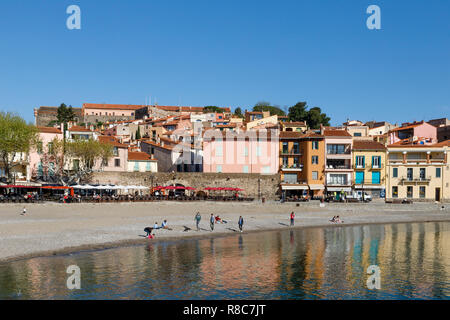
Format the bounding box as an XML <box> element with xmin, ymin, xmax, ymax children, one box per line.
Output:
<box><xmin>386</xmin><ymin>140</ymin><xmax>449</xmax><ymax>202</ymax></box>
<box><xmin>280</xmin><ymin>121</ymin><xmax>308</xmax><ymax>133</ymax></box>
<box><xmin>352</xmin><ymin>140</ymin><xmax>387</xmax><ymax>198</ymax></box>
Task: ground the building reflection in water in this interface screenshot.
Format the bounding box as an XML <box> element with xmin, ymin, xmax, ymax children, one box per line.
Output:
<box><xmin>0</xmin><ymin>222</ymin><xmax>448</xmax><ymax>299</ymax></box>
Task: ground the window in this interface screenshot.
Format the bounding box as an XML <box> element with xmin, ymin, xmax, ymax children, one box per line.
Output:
<box><xmin>312</xmin><ymin>171</ymin><xmax>318</xmax><ymax>180</ymax></box>
<box><xmin>134</xmin><ymin>162</ymin><xmax>139</xmax><ymax>172</ymax></box>
<box><xmin>73</xmin><ymin>159</ymin><xmax>79</xmax><ymax>171</ymax></box>
<box><xmin>407</xmin><ymin>168</ymin><xmax>413</xmax><ymax>181</ymax></box>
<box><xmin>244</xmin><ymin>146</ymin><xmax>249</xmax><ymax>157</ymax></box>
<box><xmin>407</xmin><ymin>186</ymin><xmax>413</xmax><ymax>198</ymax></box>
<box><xmin>293</xmin><ymin>142</ymin><xmax>300</xmax><ymax>154</ymax></box>
<box><xmin>354</xmin><ymin>132</ymin><xmax>362</xmax><ymax>137</ymax></box>
<box><xmin>312</xmin><ymin>156</ymin><xmax>318</xmax><ymax>164</ymax></box>
<box><xmin>392</xmin><ymin>186</ymin><xmax>398</xmax><ymax>198</ymax></box>
<box><xmin>293</xmin><ymin>157</ymin><xmax>299</xmax><ymax>167</ymax></box>
<box><xmin>328</xmin><ymin>174</ymin><xmax>347</xmax><ymax>185</ymax></box>
<box><xmin>48</xmin><ymin>142</ymin><xmax>54</xmax><ymax>154</ymax></box>
<box><xmin>372</xmin><ymin>171</ymin><xmax>380</xmax><ymax>184</ymax></box>
<box><xmin>243</xmin><ymin>166</ymin><xmax>249</xmax><ymax>173</ymax></box>
<box><xmin>356</xmin><ymin>156</ymin><xmax>365</xmax><ymax>168</ymax></box>
<box><xmin>372</xmin><ymin>156</ymin><xmax>381</xmax><ymax>168</ymax></box>
<box><xmin>393</xmin><ymin>168</ymin><xmax>398</xmax><ymax>178</ymax></box>
<box><xmin>146</xmin><ymin>162</ymin><xmax>151</xmax><ymax>172</ymax></box>
<box><xmin>419</xmin><ymin>168</ymin><xmax>426</xmax><ymax>180</ymax></box>
<box><xmin>37</xmin><ymin>141</ymin><xmax>43</xmax><ymax>154</ymax></box>
<box><xmin>216</xmin><ymin>165</ymin><xmax>222</xmax><ymax>173</ymax></box>
<box><xmin>256</xmin><ymin>146</ymin><xmax>261</xmax><ymax>157</ymax></box>
<box><xmin>312</xmin><ymin>141</ymin><xmax>319</xmax><ymax>150</ymax></box>
<box><xmin>215</xmin><ymin>145</ymin><xmax>223</xmax><ymax>157</ymax></box>
<box><xmin>436</xmin><ymin>167</ymin><xmax>441</xmax><ymax>178</ymax></box>
<box><xmin>283</xmin><ymin>173</ymin><xmax>297</xmax><ymax>184</ymax></box>
<box><xmin>282</xmin><ymin>142</ymin><xmax>288</xmax><ymax>154</ymax></box>
<box><xmin>419</xmin><ymin>186</ymin><xmax>426</xmax><ymax>198</ymax></box>
<box><xmin>355</xmin><ymin>171</ymin><xmax>364</xmax><ymax>184</ymax></box>
<box><xmin>282</xmin><ymin>157</ymin><xmax>288</xmax><ymax>167</ymax></box>
<box><xmin>113</xmin><ymin>147</ymin><xmax>119</xmax><ymax>156</ymax></box>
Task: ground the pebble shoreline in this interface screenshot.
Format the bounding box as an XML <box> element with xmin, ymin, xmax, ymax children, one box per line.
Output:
<box><xmin>0</xmin><ymin>200</ymin><xmax>449</xmax><ymax>263</ymax></box>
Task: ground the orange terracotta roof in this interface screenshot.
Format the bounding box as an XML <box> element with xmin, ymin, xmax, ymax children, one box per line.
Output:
<box><xmin>389</xmin><ymin>121</ymin><xmax>425</xmax><ymax>132</ymax></box>
<box><xmin>388</xmin><ymin>139</ymin><xmax>449</xmax><ymax>148</ymax></box>
<box><xmin>141</xmin><ymin>140</ymin><xmax>174</xmax><ymax>151</ymax></box>
<box><xmin>433</xmin><ymin>139</ymin><xmax>450</xmax><ymax>147</ymax></box>
<box><xmin>68</xmin><ymin>125</ymin><xmax>94</xmax><ymax>132</ymax></box>
<box><xmin>127</xmin><ymin>152</ymin><xmax>156</xmax><ymax>161</ymax></box>
<box><xmin>37</xmin><ymin>126</ymin><xmax>62</xmax><ymax>134</ymax></box>
<box><xmin>98</xmin><ymin>135</ymin><xmax>128</xmax><ymax>148</ymax></box>
<box><xmin>323</xmin><ymin>129</ymin><xmax>352</xmax><ymax>137</ymax></box>
<box><xmin>352</xmin><ymin>140</ymin><xmax>386</xmax><ymax>150</ymax></box>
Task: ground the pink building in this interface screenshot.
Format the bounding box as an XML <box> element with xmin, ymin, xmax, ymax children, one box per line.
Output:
<box><xmin>389</xmin><ymin>121</ymin><xmax>437</xmax><ymax>145</ymax></box>
<box><xmin>95</xmin><ymin>136</ymin><xmax>128</xmax><ymax>172</ymax></box>
<box><xmin>30</xmin><ymin>127</ymin><xmax>64</xmax><ymax>180</ymax></box>
<box><xmin>202</xmin><ymin>129</ymin><xmax>279</xmax><ymax>174</ymax></box>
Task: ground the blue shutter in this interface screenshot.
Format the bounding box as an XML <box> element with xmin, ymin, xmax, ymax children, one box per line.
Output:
<box><xmin>355</xmin><ymin>171</ymin><xmax>364</xmax><ymax>184</ymax></box>
<box><xmin>372</xmin><ymin>171</ymin><xmax>380</xmax><ymax>184</ymax></box>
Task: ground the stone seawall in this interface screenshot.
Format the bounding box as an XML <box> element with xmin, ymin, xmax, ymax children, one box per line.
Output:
<box><xmin>90</xmin><ymin>172</ymin><xmax>281</xmax><ymax>199</ymax></box>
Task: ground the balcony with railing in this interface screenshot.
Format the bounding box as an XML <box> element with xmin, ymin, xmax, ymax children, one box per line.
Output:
<box><xmin>326</xmin><ymin>159</ymin><xmax>351</xmax><ymax>171</ymax></box>
<box><xmin>281</xmin><ymin>148</ymin><xmax>302</xmax><ymax>156</ymax></box>
<box><xmin>400</xmin><ymin>176</ymin><xmax>432</xmax><ymax>184</ymax></box>
<box><xmin>280</xmin><ymin>164</ymin><xmax>304</xmax><ymax>171</ymax></box>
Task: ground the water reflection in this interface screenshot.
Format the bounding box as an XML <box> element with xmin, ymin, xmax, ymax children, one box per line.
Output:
<box><xmin>0</xmin><ymin>222</ymin><xmax>448</xmax><ymax>300</ymax></box>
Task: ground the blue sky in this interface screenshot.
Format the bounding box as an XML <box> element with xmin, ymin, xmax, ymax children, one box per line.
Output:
<box><xmin>0</xmin><ymin>0</ymin><xmax>448</xmax><ymax>125</ymax></box>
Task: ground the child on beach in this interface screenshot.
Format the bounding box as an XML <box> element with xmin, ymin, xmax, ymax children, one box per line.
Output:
<box><xmin>290</xmin><ymin>212</ymin><xmax>295</xmax><ymax>226</ymax></box>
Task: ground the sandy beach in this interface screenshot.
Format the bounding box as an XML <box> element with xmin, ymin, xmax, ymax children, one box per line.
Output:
<box><xmin>0</xmin><ymin>200</ymin><xmax>449</xmax><ymax>263</ymax></box>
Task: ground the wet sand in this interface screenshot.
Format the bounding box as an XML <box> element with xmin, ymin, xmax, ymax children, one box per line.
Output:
<box><xmin>0</xmin><ymin>200</ymin><xmax>449</xmax><ymax>263</ymax></box>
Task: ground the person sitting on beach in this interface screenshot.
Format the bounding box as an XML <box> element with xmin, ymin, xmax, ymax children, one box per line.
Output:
<box><xmin>154</xmin><ymin>222</ymin><xmax>160</xmax><ymax>229</ymax></box>
<box><xmin>161</xmin><ymin>220</ymin><xmax>172</xmax><ymax>230</ymax></box>
<box><xmin>215</xmin><ymin>215</ymin><xmax>227</xmax><ymax>224</ymax></box>
<box><xmin>329</xmin><ymin>216</ymin><xmax>336</xmax><ymax>223</ymax></box>
<box><xmin>335</xmin><ymin>216</ymin><xmax>344</xmax><ymax>223</ymax></box>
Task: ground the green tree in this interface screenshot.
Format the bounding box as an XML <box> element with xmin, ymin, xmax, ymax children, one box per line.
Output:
<box><xmin>288</xmin><ymin>101</ymin><xmax>331</xmax><ymax>129</ymax></box>
<box><xmin>136</xmin><ymin>126</ymin><xmax>141</xmax><ymax>140</ymax></box>
<box><xmin>234</xmin><ymin>107</ymin><xmax>243</xmax><ymax>118</ymax></box>
<box><xmin>56</xmin><ymin>103</ymin><xmax>76</xmax><ymax>125</ymax></box>
<box><xmin>287</xmin><ymin>102</ymin><xmax>308</xmax><ymax>122</ymax></box>
<box><xmin>203</xmin><ymin>106</ymin><xmax>224</xmax><ymax>113</ymax></box>
<box><xmin>253</xmin><ymin>102</ymin><xmax>286</xmax><ymax>116</ymax></box>
<box><xmin>307</xmin><ymin>107</ymin><xmax>330</xmax><ymax>129</ymax></box>
<box><xmin>0</xmin><ymin>112</ymin><xmax>38</xmax><ymax>183</ymax></box>
<box><xmin>64</xmin><ymin>139</ymin><xmax>113</xmax><ymax>184</ymax></box>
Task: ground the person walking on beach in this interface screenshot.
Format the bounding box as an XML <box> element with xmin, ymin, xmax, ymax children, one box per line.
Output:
<box><xmin>238</xmin><ymin>216</ymin><xmax>244</xmax><ymax>232</ymax></box>
<box><xmin>210</xmin><ymin>214</ymin><xmax>215</xmax><ymax>231</ymax></box>
<box><xmin>290</xmin><ymin>211</ymin><xmax>295</xmax><ymax>226</ymax></box>
<box><xmin>195</xmin><ymin>212</ymin><xmax>201</xmax><ymax>231</ymax></box>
